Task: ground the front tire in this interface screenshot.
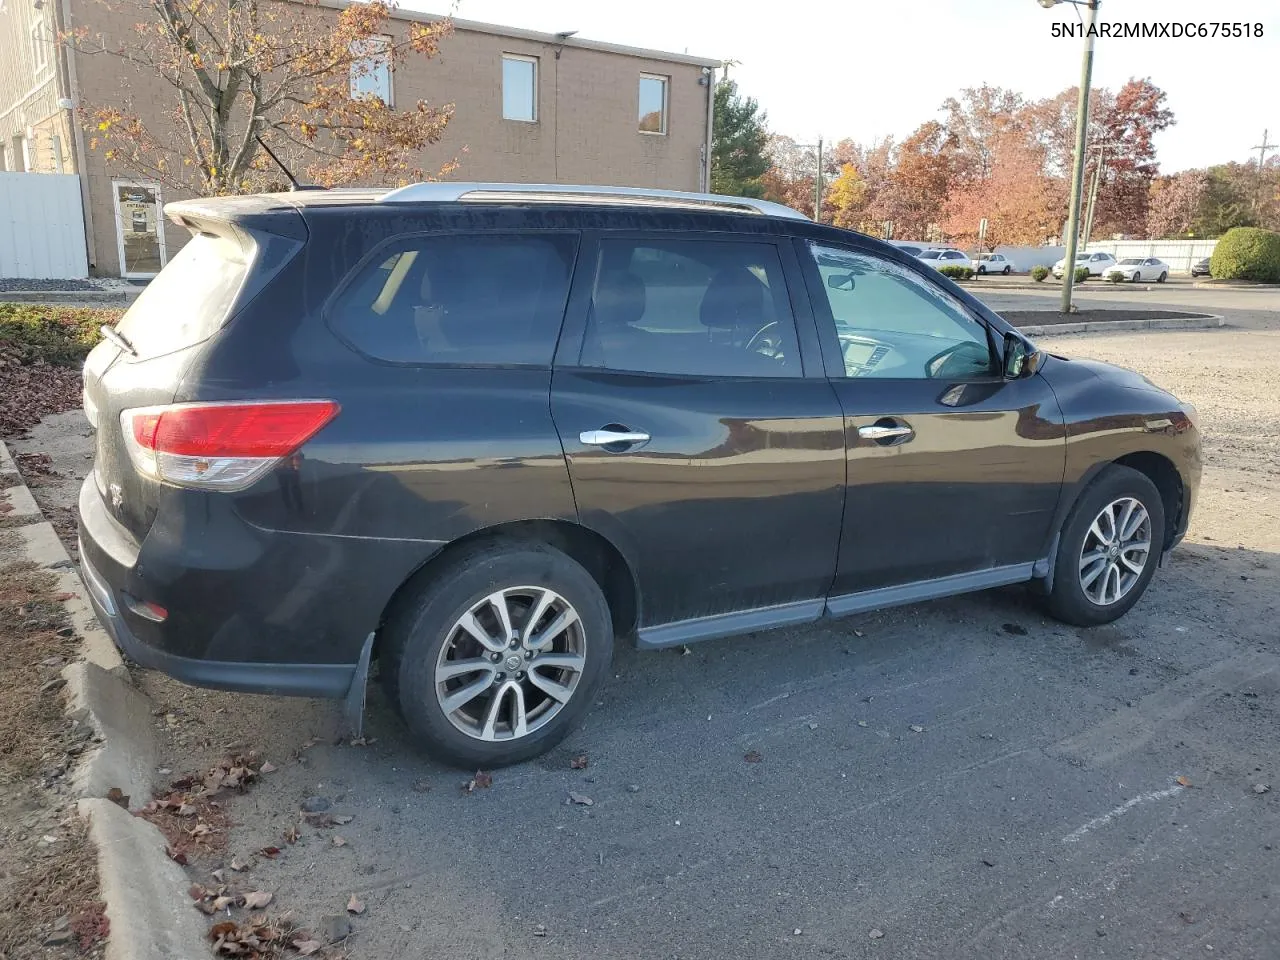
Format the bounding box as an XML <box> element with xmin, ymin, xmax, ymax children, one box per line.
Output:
<box><xmin>1158</xmin><ymin>271</ymin><xmax>1167</xmax><ymax>283</ymax></box>
<box><xmin>1002</xmin><ymin>265</ymin><xmax>1011</xmax><ymax>275</ymax></box>
<box><xmin>1045</xmin><ymin>465</ymin><xmax>1165</xmax><ymax>627</ymax></box>
<box><xmin>381</xmin><ymin>542</ymin><xmax>614</xmax><ymax>768</ymax></box>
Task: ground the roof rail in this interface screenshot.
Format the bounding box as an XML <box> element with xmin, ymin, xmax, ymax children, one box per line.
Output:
<box><xmin>377</xmin><ymin>182</ymin><xmax>809</xmax><ymax>220</ymax></box>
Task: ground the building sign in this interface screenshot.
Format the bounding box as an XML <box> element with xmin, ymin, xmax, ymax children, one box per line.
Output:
<box><xmin>112</xmin><ymin>181</ymin><xmax>166</xmax><ymax>277</ymax></box>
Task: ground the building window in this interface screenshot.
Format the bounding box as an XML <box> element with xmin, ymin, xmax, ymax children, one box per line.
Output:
<box><xmin>349</xmin><ymin>37</ymin><xmax>392</xmax><ymax>106</ymax></box>
<box><xmin>502</xmin><ymin>54</ymin><xmax>537</xmax><ymax>122</ymax></box>
<box><xmin>30</xmin><ymin>19</ymin><xmax>49</xmax><ymax>73</ymax></box>
<box><xmin>638</xmin><ymin>74</ymin><xmax>668</xmax><ymax>134</ymax></box>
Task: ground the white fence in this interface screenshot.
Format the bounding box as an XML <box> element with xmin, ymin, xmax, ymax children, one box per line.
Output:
<box><xmin>0</xmin><ymin>172</ymin><xmax>89</xmax><ymax>280</ymax></box>
<box><xmin>1083</xmin><ymin>239</ymin><xmax>1217</xmax><ymax>274</ymax></box>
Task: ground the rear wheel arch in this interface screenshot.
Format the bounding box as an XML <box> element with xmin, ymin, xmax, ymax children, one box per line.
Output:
<box><xmin>374</xmin><ymin>519</ymin><xmax>640</xmax><ymax>661</ymax></box>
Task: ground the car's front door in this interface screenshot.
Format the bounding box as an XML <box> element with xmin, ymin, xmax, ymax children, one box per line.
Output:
<box><xmin>797</xmin><ymin>240</ymin><xmax>1067</xmax><ymax>602</ymax></box>
<box><xmin>550</xmin><ymin>233</ymin><xmax>846</xmax><ymax>641</ymax></box>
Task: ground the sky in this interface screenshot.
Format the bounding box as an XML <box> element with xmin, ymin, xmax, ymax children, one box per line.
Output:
<box><xmin>402</xmin><ymin>0</ymin><xmax>1280</xmax><ymax>174</ymax></box>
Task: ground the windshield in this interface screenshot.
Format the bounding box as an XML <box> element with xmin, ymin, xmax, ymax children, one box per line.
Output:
<box><xmin>917</xmin><ymin>251</ymin><xmax>942</xmax><ymax>260</ymax></box>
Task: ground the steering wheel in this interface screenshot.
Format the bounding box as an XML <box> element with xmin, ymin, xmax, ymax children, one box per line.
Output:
<box><xmin>926</xmin><ymin>340</ymin><xmax>993</xmax><ymax>379</ymax></box>
<box><xmin>745</xmin><ymin>321</ymin><xmax>784</xmax><ymax>359</ymax></box>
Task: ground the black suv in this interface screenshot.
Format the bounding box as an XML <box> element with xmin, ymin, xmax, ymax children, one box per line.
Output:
<box><xmin>78</xmin><ymin>184</ymin><xmax>1201</xmax><ymax>767</ymax></box>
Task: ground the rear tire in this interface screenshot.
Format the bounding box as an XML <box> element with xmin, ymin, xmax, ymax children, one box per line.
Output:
<box><xmin>380</xmin><ymin>542</ymin><xmax>613</xmax><ymax>768</ymax></box>
<box><xmin>1045</xmin><ymin>465</ymin><xmax>1165</xmax><ymax>627</ymax></box>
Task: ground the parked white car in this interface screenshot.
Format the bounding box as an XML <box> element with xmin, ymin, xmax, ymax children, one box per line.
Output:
<box><xmin>1105</xmin><ymin>257</ymin><xmax>1170</xmax><ymax>283</ymax></box>
<box><xmin>973</xmin><ymin>253</ymin><xmax>1016</xmax><ymax>275</ymax></box>
<box><xmin>1052</xmin><ymin>251</ymin><xmax>1117</xmax><ymax>278</ymax></box>
<box><xmin>916</xmin><ymin>249</ymin><xmax>970</xmax><ymax>270</ymax></box>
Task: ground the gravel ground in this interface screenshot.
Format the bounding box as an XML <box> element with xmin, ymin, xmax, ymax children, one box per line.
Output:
<box><xmin>1001</xmin><ymin>308</ymin><xmax>1211</xmax><ymax>326</ymax></box>
<box><xmin>10</xmin><ymin>323</ymin><xmax>1280</xmax><ymax>960</ymax></box>
<box><xmin>0</xmin><ymin>278</ymin><xmax>108</xmax><ymax>292</ymax></box>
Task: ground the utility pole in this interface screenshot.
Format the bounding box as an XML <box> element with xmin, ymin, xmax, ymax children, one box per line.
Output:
<box><xmin>813</xmin><ymin>137</ymin><xmax>824</xmax><ymax>223</ymax></box>
<box><xmin>1058</xmin><ymin>0</ymin><xmax>1099</xmax><ymax>313</ymax></box>
<box><xmin>1252</xmin><ymin>129</ymin><xmax>1276</xmax><ymax>217</ymax></box>
<box><xmin>1082</xmin><ymin>144</ymin><xmax>1111</xmax><ymax>249</ymax></box>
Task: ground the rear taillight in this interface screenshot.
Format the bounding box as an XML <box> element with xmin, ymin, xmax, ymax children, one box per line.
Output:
<box><xmin>119</xmin><ymin>400</ymin><xmax>339</xmax><ymax>491</ymax></box>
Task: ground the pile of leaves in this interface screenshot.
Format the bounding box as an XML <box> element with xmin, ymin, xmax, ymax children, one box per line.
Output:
<box><xmin>0</xmin><ymin>303</ymin><xmax>118</xmax><ymax>437</ymax></box>
<box><xmin>207</xmin><ymin>914</ymin><xmax>326</xmax><ymax>958</ymax></box>
<box><xmin>139</xmin><ymin>754</ymin><xmax>266</xmax><ymax>864</ymax></box>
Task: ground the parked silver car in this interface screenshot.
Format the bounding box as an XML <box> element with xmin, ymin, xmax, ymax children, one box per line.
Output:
<box><xmin>1105</xmin><ymin>257</ymin><xmax>1170</xmax><ymax>283</ymax></box>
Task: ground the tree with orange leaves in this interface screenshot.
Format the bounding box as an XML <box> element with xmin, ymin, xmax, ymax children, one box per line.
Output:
<box><xmin>66</xmin><ymin>0</ymin><xmax>456</xmax><ymax>195</ymax></box>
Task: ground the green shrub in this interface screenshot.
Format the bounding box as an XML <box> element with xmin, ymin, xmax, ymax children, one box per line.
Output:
<box><xmin>1074</xmin><ymin>266</ymin><xmax>1090</xmax><ymax>283</ymax></box>
<box><xmin>938</xmin><ymin>265</ymin><xmax>974</xmax><ymax>281</ymax></box>
<box><xmin>1106</xmin><ymin>270</ymin><xmax>1125</xmax><ymax>284</ymax></box>
<box><xmin>1030</xmin><ymin>265</ymin><xmax>1049</xmax><ymax>282</ymax></box>
<box><xmin>0</xmin><ymin>303</ymin><xmax>115</xmax><ymax>367</ymax></box>
<box><xmin>1209</xmin><ymin>227</ymin><xmax>1280</xmax><ymax>282</ymax></box>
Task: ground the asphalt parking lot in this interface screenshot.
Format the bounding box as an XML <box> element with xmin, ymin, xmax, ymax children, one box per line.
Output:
<box><xmin>11</xmin><ymin>295</ymin><xmax>1280</xmax><ymax>959</ymax></box>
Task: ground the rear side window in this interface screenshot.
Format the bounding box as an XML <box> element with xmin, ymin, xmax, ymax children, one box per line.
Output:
<box><xmin>329</xmin><ymin>234</ymin><xmax>577</xmax><ymax>366</ymax></box>
<box><xmin>115</xmin><ymin>232</ymin><xmax>249</xmax><ymax>358</ymax></box>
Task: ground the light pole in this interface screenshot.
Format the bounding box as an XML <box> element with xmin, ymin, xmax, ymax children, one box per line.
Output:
<box><xmin>1038</xmin><ymin>0</ymin><xmax>1099</xmax><ymax>313</ymax></box>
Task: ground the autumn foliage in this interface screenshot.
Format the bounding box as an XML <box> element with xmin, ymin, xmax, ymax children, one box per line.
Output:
<box><xmin>759</xmin><ymin>80</ymin><xmax>1181</xmax><ymax>244</ymax></box>
<box><xmin>67</xmin><ymin>0</ymin><xmax>456</xmax><ymax>194</ymax></box>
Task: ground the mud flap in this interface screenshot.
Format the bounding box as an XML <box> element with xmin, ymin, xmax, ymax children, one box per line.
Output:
<box><xmin>342</xmin><ymin>632</ymin><xmax>375</xmax><ymax>738</ymax></box>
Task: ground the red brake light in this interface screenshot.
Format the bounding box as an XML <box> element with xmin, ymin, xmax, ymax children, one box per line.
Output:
<box><xmin>131</xmin><ymin>401</ymin><xmax>339</xmax><ymax>458</ymax></box>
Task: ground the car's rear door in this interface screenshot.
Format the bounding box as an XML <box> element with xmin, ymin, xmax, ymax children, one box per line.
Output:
<box><xmin>796</xmin><ymin>238</ymin><xmax>1066</xmax><ymax>603</ymax></box>
<box><xmin>550</xmin><ymin>231</ymin><xmax>846</xmax><ymax>643</ymax></box>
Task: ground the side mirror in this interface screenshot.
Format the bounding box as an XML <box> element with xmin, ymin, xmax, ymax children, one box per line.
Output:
<box><xmin>828</xmin><ymin>273</ymin><xmax>856</xmax><ymax>291</ymax></box>
<box><xmin>1003</xmin><ymin>331</ymin><xmax>1041</xmax><ymax>379</ymax></box>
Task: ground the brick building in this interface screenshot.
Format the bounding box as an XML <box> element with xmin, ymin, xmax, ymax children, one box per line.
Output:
<box><xmin>0</xmin><ymin>0</ymin><xmax>718</xmax><ymax>277</ymax></box>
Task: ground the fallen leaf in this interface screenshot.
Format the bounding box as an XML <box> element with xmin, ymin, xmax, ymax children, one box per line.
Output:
<box><xmin>229</xmin><ymin>856</ymin><xmax>249</xmax><ymax>872</ymax></box>
<box><xmin>869</xmin><ymin>928</ymin><xmax>885</xmax><ymax>940</ymax></box>
<box><xmin>189</xmin><ymin>884</ymin><xmax>208</xmax><ymax>901</ymax></box>
<box><xmin>178</xmin><ymin>803</ymin><xmax>197</xmax><ymax>817</ymax></box>
<box><xmin>1175</xmin><ymin>775</ymin><xmax>1191</xmax><ymax>787</ymax></box>
<box><xmin>570</xmin><ymin>754</ymin><xmax>589</xmax><ymax>769</ymax></box>
<box><xmin>744</xmin><ymin>750</ymin><xmax>763</xmax><ymax>763</ymax></box>
<box><xmin>208</xmin><ymin>921</ymin><xmax>237</xmax><ymax>940</ymax></box>
<box><xmin>259</xmin><ymin>762</ymin><xmax>276</xmax><ymax>774</ymax></box>
<box><xmin>257</xmin><ymin>846</ymin><xmax>281</xmax><ymax>859</ymax></box>
<box><xmin>909</xmin><ymin>724</ymin><xmax>925</xmax><ymax>734</ymax></box>
<box><xmin>349</xmin><ymin>736</ymin><xmax>376</xmax><ymax>747</ymax></box>
<box><xmin>0</xmin><ymin>503</ymin><xmax>12</xmax><ymax>514</ymax></box>
<box><xmin>857</xmin><ymin>720</ymin><xmax>868</xmax><ymax>727</ymax></box>
<box><xmin>346</xmin><ymin>894</ymin><xmax>365</xmax><ymax>915</ymax></box>
<box><xmin>332</xmin><ymin>814</ymin><xmax>353</xmax><ymax>825</ymax></box>
<box><xmin>1001</xmin><ymin>623</ymin><xmax>1028</xmax><ymax>636</ymax></box>
<box><xmin>1178</xmin><ymin>911</ymin><xmax>1195</xmax><ymax>924</ymax></box>
<box><xmin>463</xmin><ymin>770</ymin><xmax>493</xmax><ymax>793</ymax></box>
<box><xmin>567</xmin><ymin>792</ymin><xmax>593</xmax><ymax>806</ymax></box>
<box><xmin>194</xmin><ymin>899</ymin><xmax>217</xmax><ymax>915</ymax></box>
<box><xmin>533</xmin><ymin>923</ymin><xmax>547</xmax><ymax>937</ymax></box>
<box><xmin>54</xmin><ymin>592</ymin><xmax>75</xmax><ymax>601</ymax></box>
<box><xmin>106</xmin><ymin>787</ymin><xmax>129</xmax><ymax>809</ymax></box>
<box><xmin>283</xmin><ymin>825</ymin><xmax>300</xmax><ymax>844</ymax></box>
<box><xmin>1254</xmin><ymin>783</ymin><xmax>1271</xmax><ymax>794</ymax></box>
<box><xmin>211</xmin><ymin>869</ymin><xmax>225</xmax><ymax>884</ymax></box>
<box><xmin>212</xmin><ymin>895</ymin><xmax>234</xmax><ymax>911</ymax></box>
<box><xmin>853</xmin><ymin>629</ymin><xmax>864</xmax><ymax>637</ymax></box>
<box><xmin>166</xmin><ymin>846</ymin><xmax>188</xmax><ymax>866</ymax></box>
<box><xmin>332</xmin><ymin>835</ymin><xmax>347</xmax><ymax>847</ymax></box>
<box><xmin>242</xmin><ymin>891</ymin><xmax>272</xmax><ymax>910</ymax></box>
<box><xmin>294</xmin><ymin>939</ymin><xmax>324</xmax><ymax>956</ymax></box>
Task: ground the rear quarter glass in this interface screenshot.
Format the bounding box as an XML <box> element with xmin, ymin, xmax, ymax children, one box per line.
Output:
<box><xmin>113</xmin><ymin>231</ymin><xmax>251</xmax><ymax>359</ymax></box>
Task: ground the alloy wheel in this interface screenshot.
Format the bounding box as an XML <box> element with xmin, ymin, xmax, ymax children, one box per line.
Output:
<box><xmin>1078</xmin><ymin>497</ymin><xmax>1152</xmax><ymax>606</ymax></box>
<box><xmin>433</xmin><ymin>586</ymin><xmax>586</xmax><ymax>741</ymax></box>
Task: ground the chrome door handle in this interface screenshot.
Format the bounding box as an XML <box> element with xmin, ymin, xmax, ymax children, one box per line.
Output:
<box><xmin>580</xmin><ymin>428</ymin><xmax>651</xmax><ymax>446</ymax></box>
<box><xmin>858</xmin><ymin>424</ymin><xmax>913</xmax><ymax>441</ymax></box>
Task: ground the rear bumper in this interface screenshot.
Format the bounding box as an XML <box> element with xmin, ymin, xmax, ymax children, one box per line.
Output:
<box><xmin>80</xmin><ymin>538</ymin><xmax>357</xmax><ymax>698</ymax></box>
<box><xmin>76</xmin><ymin>471</ymin><xmax>435</xmax><ymax>699</ymax></box>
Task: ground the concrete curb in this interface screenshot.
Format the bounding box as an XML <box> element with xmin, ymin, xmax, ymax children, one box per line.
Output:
<box><xmin>80</xmin><ymin>798</ymin><xmax>208</xmax><ymax>960</ymax></box>
<box><xmin>1</xmin><ymin>438</ymin><xmax>195</xmax><ymax>960</ymax></box>
<box><xmin>1017</xmin><ymin>314</ymin><xmax>1226</xmax><ymax>337</ymax></box>
<box><xmin>0</xmin><ymin>290</ymin><xmax>136</xmax><ymax>305</ymax></box>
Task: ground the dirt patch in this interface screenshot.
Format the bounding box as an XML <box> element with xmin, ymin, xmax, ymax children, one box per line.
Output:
<box><xmin>0</xmin><ymin>559</ymin><xmax>105</xmax><ymax>958</ymax></box>
<box><xmin>1001</xmin><ymin>308</ymin><xmax>1213</xmax><ymax>326</ymax></box>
